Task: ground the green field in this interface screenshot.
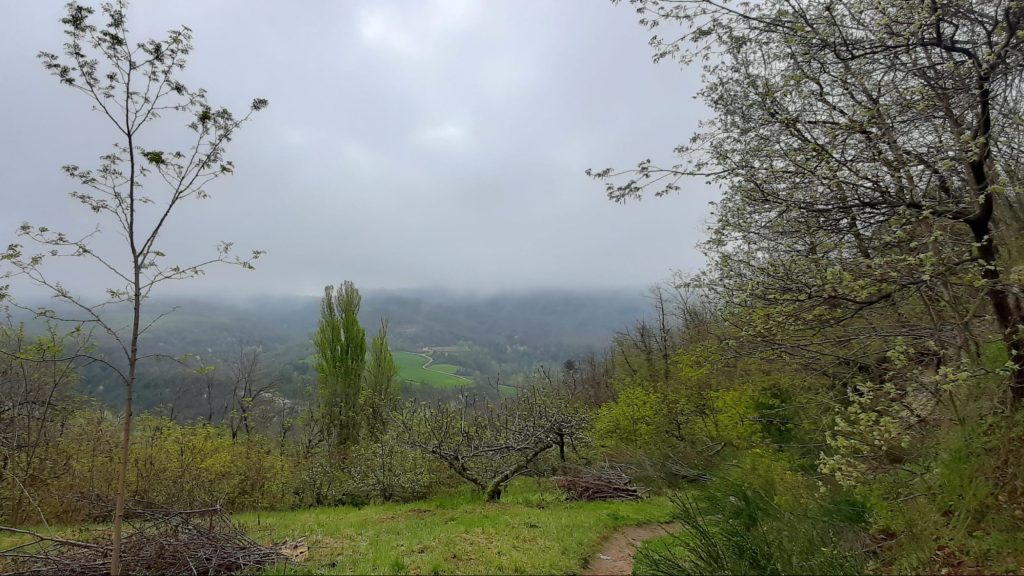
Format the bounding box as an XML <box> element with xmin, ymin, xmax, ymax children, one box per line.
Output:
<box><xmin>1</xmin><ymin>482</ymin><xmax>670</xmax><ymax>575</ymax></box>
<box><xmin>239</xmin><ymin>481</ymin><xmax>671</xmax><ymax>574</ymax></box>
<box><xmin>393</xmin><ymin>351</ymin><xmax>472</xmax><ymax>388</ymax></box>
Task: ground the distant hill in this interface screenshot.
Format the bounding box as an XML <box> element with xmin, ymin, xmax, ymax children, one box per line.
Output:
<box><xmin>24</xmin><ymin>288</ymin><xmax>650</xmax><ymax>418</ymax></box>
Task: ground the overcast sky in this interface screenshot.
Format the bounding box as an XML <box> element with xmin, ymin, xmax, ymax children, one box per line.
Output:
<box><xmin>0</xmin><ymin>0</ymin><xmax>715</xmax><ymax>298</ymax></box>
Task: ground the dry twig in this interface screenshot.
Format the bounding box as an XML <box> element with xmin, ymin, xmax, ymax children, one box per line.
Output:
<box><xmin>0</xmin><ymin>505</ymin><xmax>290</xmax><ymax>576</ymax></box>
<box><xmin>554</xmin><ymin>465</ymin><xmax>643</xmax><ymax>501</ymax></box>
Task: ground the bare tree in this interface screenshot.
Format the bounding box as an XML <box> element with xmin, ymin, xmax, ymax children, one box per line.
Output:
<box><xmin>613</xmin><ymin>285</ymin><xmax>679</xmax><ymax>383</ymax></box>
<box><xmin>0</xmin><ymin>3</ymin><xmax>266</xmax><ymax>572</ymax></box>
<box><xmin>573</xmin><ymin>351</ymin><xmax>617</xmax><ymax>406</ymax></box>
<box><xmin>225</xmin><ymin>344</ymin><xmax>276</xmax><ymax>440</ymax></box>
<box><xmin>396</xmin><ymin>384</ymin><xmax>588</xmax><ymax>501</ymax></box>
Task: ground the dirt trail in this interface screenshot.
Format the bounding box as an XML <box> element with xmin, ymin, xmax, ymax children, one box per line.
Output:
<box><xmin>582</xmin><ymin>523</ymin><xmax>680</xmax><ymax>576</ymax></box>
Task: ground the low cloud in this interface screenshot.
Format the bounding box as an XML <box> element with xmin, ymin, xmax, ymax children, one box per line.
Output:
<box><xmin>0</xmin><ymin>0</ymin><xmax>714</xmax><ymax>298</ymax></box>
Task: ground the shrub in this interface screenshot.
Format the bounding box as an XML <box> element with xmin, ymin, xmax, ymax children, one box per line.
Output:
<box><xmin>634</xmin><ymin>452</ymin><xmax>867</xmax><ymax>576</ymax></box>
<box><xmin>593</xmin><ymin>386</ymin><xmax>668</xmax><ymax>451</ymax></box>
<box><xmin>9</xmin><ymin>411</ymin><xmax>298</xmax><ymax>524</ymax></box>
<box><xmin>347</xmin><ymin>429</ymin><xmax>445</xmax><ymax>503</ymax></box>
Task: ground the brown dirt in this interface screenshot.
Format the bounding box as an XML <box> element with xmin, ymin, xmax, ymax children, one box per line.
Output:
<box><xmin>582</xmin><ymin>522</ymin><xmax>680</xmax><ymax>576</ymax></box>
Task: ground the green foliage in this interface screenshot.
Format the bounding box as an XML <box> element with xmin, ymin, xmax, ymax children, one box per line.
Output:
<box><xmin>314</xmin><ymin>281</ymin><xmax>366</xmax><ymax>447</ymax></box>
<box><xmin>583</xmin><ymin>269</ymin><xmax>1024</xmax><ymax>573</ymax></box>
<box><xmin>634</xmin><ymin>452</ymin><xmax>866</xmax><ymax>576</ymax></box>
<box><xmin>362</xmin><ymin>319</ymin><xmax>399</xmax><ymax>437</ymax></box>
<box><xmin>593</xmin><ymin>385</ymin><xmax>667</xmax><ymax>451</ymax></box>
<box><xmin>850</xmin><ymin>410</ymin><xmax>1024</xmax><ymax>573</ymax></box>
<box><xmin>6</xmin><ymin>410</ymin><xmax>298</xmax><ymax>524</ymax></box>
<box><xmin>128</xmin><ymin>416</ymin><xmax>297</xmax><ymax>511</ymax></box>
<box><xmin>707</xmin><ymin>388</ymin><xmax>763</xmax><ymax>447</ymax></box>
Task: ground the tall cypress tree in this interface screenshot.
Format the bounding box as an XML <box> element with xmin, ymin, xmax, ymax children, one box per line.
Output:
<box><xmin>314</xmin><ymin>281</ymin><xmax>366</xmax><ymax>447</ymax></box>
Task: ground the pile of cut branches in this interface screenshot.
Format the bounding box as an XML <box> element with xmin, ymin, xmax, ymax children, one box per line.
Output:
<box><xmin>0</xmin><ymin>506</ymin><xmax>289</xmax><ymax>576</ymax></box>
<box><xmin>554</xmin><ymin>465</ymin><xmax>643</xmax><ymax>501</ymax></box>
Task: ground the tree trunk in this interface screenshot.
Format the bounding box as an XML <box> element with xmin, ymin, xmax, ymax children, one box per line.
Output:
<box><xmin>110</xmin><ymin>307</ymin><xmax>138</xmax><ymax>575</ymax></box>
<box><xmin>967</xmin><ymin>170</ymin><xmax>1024</xmax><ymax>405</ymax></box>
<box><xmin>112</xmin><ymin>118</ymin><xmax>141</xmax><ymax>574</ymax></box>
<box><xmin>986</xmin><ymin>275</ymin><xmax>1024</xmax><ymax>404</ymax></box>
<box><xmin>1010</xmin><ymin>336</ymin><xmax>1024</xmax><ymax>403</ymax></box>
<box><xmin>484</xmin><ymin>481</ymin><xmax>503</xmax><ymax>502</ymax></box>
<box><xmin>964</xmin><ymin>73</ymin><xmax>1023</xmax><ymax>404</ymax></box>
<box><xmin>483</xmin><ymin>443</ymin><xmax>552</xmax><ymax>502</ymax></box>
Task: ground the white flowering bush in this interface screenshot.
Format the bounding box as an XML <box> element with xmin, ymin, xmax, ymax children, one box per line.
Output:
<box><xmin>348</xmin><ymin>429</ymin><xmax>444</xmax><ymax>502</ymax></box>
<box><xmin>819</xmin><ymin>344</ymin><xmax>972</xmax><ymax>487</ymax></box>
<box><xmin>819</xmin><ymin>379</ymin><xmax>919</xmax><ymax>486</ymax></box>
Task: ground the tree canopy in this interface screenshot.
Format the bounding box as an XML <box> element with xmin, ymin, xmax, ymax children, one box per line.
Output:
<box><xmin>594</xmin><ymin>0</ymin><xmax>1024</xmax><ymax>400</ymax></box>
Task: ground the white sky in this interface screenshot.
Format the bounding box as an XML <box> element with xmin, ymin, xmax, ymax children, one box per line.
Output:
<box><xmin>0</xmin><ymin>0</ymin><xmax>716</xmax><ymax>298</ymax></box>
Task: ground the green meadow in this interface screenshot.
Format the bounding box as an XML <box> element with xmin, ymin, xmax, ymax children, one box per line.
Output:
<box><xmin>238</xmin><ymin>480</ymin><xmax>670</xmax><ymax>575</ymax></box>
<box><xmin>393</xmin><ymin>351</ymin><xmax>472</xmax><ymax>389</ymax></box>
<box><xmin>1</xmin><ymin>482</ymin><xmax>670</xmax><ymax>575</ymax></box>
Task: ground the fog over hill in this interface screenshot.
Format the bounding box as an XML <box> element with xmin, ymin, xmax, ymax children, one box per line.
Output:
<box><xmin>22</xmin><ymin>288</ymin><xmax>653</xmax><ymax>417</ymax></box>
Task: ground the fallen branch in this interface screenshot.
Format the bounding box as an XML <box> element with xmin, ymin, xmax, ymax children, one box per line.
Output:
<box><xmin>0</xmin><ymin>505</ymin><xmax>291</xmax><ymax>576</ymax></box>
<box><xmin>555</xmin><ymin>465</ymin><xmax>643</xmax><ymax>501</ymax></box>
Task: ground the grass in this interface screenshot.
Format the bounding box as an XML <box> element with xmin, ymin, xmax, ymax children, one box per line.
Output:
<box><xmin>393</xmin><ymin>351</ymin><xmax>472</xmax><ymax>389</ymax></box>
<box><xmin>238</xmin><ymin>479</ymin><xmax>671</xmax><ymax>575</ymax></box>
<box><xmin>424</xmin><ymin>362</ymin><xmax>459</xmax><ymax>375</ymax></box>
<box><xmin>0</xmin><ymin>522</ymin><xmax>106</xmax><ymax>562</ymax></box>
<box><xmin>0</xmin><ymin>482</ymin><xmax>670</xmax><ymax>576</ymax></box>
<box><xmin>632</xmin><ymin>532</ymin><xmax>683</xmax><ymax>575</ymax></box>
